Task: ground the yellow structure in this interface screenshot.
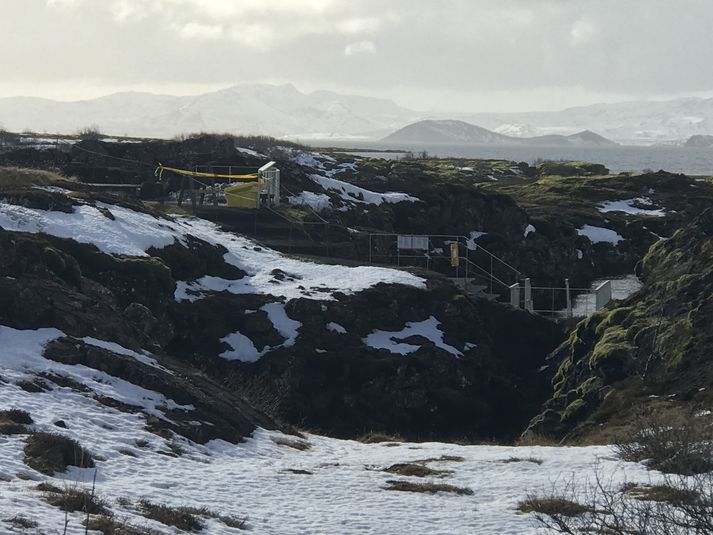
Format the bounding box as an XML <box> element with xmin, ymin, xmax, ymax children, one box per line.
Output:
<box><xmin>225</xmin><ymin>182</ymin><xmax>259</xmax><ymax>208</ymax></box>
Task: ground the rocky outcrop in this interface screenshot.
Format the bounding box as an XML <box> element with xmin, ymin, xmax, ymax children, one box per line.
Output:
<box><xmin>525</xmin><ymin>208</ymin><xmax>713</xmax><ymax>441</ymax></box>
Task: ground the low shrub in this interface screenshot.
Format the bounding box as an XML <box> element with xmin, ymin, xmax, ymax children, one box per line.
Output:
<box><xmin>614</xmin><ymin>410</ymin><xmax>713</xmax><ymax>475</ymax></box>
<box><xmin>137</xmin><ymin>500</ymin><xmax>203</xmax><ymax>532</ymax></box>
<box><xmin>24</xmin><ymin>432</ymin><xmax>94</xmax><ymax>474</ymax></box>
<box><xmin>42</xmin><ymin>484</ymin><xmax>108</xmax><ymax>514</ymax></box>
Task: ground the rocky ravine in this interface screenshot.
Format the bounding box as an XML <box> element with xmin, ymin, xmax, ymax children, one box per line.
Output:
<box><xmin>0</xmin><ymin>183</ymin><xmax>562</xmax><ymax>442</ymax></box>
<box><xmin>526</xmin><ymin>208</ymin><xmax>713</xmax><ymax>442</ymax></box>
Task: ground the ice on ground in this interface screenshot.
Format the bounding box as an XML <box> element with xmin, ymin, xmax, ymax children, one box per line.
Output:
<box><xmin>599</xmin><ymin>197</ymin><xmax>666</xmax><ymax>217</ymax></box>
<box><xmin>310</xmin><ymin>174</ymin><xmax>419</xmax><ymax>205</ymax></box>
<box><xmin>577</xmin><ymin>224</ymin><xmax>624</xmax><ymax>245</ymax></box>
<box><xmin>287</xmin><ymin>191</ymin><xmax>332</xmax><ymax>211</ymax></box>
<box><xmin>524</xmin><ymin>224</ymin><xmax>536</xmax><ymax>237</ymax></box>
<box><xmin>326</xmin><ymin>322</ymin><xmax>347</xmax><ymax>334</ymax></box>
<box><xmin>364</xmin><ymin>316</ymin><xmax>463</xmax><ymax>357</ymax></box>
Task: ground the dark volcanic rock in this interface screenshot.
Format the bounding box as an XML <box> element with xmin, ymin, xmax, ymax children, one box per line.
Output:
<box><xmin>525</xmin><ymin>208</ymin><xmax>713</xmax><ymax>441</ymax></box>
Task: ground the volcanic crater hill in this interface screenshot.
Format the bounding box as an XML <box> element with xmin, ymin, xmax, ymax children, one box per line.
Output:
<box><xmin>0</xmin><ymin>182</ymin><xmax>562</xmax><ymax>441</ymax></box>
<box><xmin>526</xmin><ymin>207</ymin><xmax>713</xmax><ymax>442</ymax></box>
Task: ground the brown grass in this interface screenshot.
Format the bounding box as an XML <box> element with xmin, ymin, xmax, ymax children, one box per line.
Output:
<box><xmin>85</xmin><ymin>514</ymin><xmax>164</xmax><ymax>535</ymax></box>
<box><xmin>271</xmin><ymin>437</ymin><xmax>311</xmax><ymax>451</ymax></box>
<box><xmin>357</xmin><ymin>432</ymin><xmax>404</xmax><ymax>444</ymax></box>
<box><xmin>622</xmin><ymin>483</ymin><xmax>701</xmax><ymax>504</ymax></box>
<box><xmin>0</xmin><ymin>166</ymin><xmax>75</xmax><ymax>186</ymax></box>
<box><xmin>500</xmin><ymin>457</ymin><xmax>543</xmax><ymax>465</ymax></box>
<box><xmin>41</xmin><ymin>484</ymin><xmax>108</xmax><ymax>514</ymax></box>
<box><xmin>384</xmin><ymin>480</ymin><xmax>473</xmax><ymax>495</ymax></box>
<box><xmin>517</xmin><ymin>497</ymin><xmax>593</xmax><ymax>517</ymax></box>
<box><xmin>24</xmin><ymin>432</ymin><xmax>94</xmax><ymax>474</ymax></box>
<box><xmin>137</xmin><ymin>500</ymin><xmax>203</xmax><ymax>532</ymax></box>
<box><xmin>383</xmin><ymin>463</ymin><xmax>451</xmax><ymax>478</ymax></box>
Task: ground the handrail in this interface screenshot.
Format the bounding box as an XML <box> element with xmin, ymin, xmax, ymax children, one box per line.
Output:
<box><xmin>458</xmin><ymin>256</ymin><xmax>511</xmax><ymax>289</ymax></box>
<box><xmin>368</xmin><ymin>232</ymin><xmax>524</xmax><ymax>279</ymax></box>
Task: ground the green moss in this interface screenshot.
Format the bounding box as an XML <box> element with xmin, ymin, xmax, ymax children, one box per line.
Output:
<box><xmin>590</xmin><ymin>327</ymin><xmax>635</xmax><ymax>368</ymax></box>
<box><xmin>560</xmin><ymin>398</ymin><xmax>586</xmax><ymax>422</ymax></box>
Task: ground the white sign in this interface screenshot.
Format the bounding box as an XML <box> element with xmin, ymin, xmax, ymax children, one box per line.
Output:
<box><xmin>397</xmin><ymin>235</ymin><xmax>429</xmax><ymax>250</ymax></box>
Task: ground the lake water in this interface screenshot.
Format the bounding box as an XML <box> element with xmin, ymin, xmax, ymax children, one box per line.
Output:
<box><xmin>310</xmin><ymin>141</ymin><xmax>713</xmax><ymax>176</ymax></box>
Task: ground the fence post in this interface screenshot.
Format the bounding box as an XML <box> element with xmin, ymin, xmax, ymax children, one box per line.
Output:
<box><xmin>565</xmin><ymin>278</ymin><xmax>572</xmax><ymax>318</ymax></box>
<box><xmin>509</xmin><ymin>283</ymin><xmax>520</xmax><ymax>308</ymax></box>
<box><xmin>524</xmin><ymin>278</ymin><xmax>533</xmax><ymax>312</ymax></box>
<box><xmin>595</xmin><ymin>280</ymin><xmax>612</xmax><ymax>310</ymax></box>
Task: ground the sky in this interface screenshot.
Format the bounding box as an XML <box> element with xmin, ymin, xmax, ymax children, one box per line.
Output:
<box><xmin>1</xmin><ymin>0</ymin><xmax>712</xmax><ymax>112</ymax></box>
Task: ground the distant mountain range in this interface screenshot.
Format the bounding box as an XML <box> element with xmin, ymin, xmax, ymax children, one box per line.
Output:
<box><xmin>1</xmin><ymin>83</ymin><xmax>713</xmax><ymax>144</ymax></box>
<box><xmin>382</xmin><ymin>119</ymin><xmax>617</xmax><ymax>147</ymax></box>
<box><xmin>459</xmin><ymin>97</ymin><xmax>713</xmax><ymax>145</ymax></box>
<box><xmin>0</xmin><ymin>84</ymin><xmax>419</xmax><ymax>140</ymax></box>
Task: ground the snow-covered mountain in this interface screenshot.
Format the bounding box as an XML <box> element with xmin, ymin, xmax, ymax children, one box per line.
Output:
<box><xmin>461</xmin><ymin>97</ymin><xmax>713</xmax><ymax>145</ymax></box>
<box><xmin>0</xmin><ymin>84</ymin><xmax>419</xmax><ymax>140</ymax></box>
<box><xmin>382</xmin><ymin>119</ymin><xmax>617</xmax><ymax>146</ymax></box>
<box><xmin>3</xmin><ymin>84</ymin><xmax>713</xmax><ymax>144</ymax></box>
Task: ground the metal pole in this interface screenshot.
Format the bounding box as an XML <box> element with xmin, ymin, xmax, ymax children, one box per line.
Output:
<box><xmin>490</xmin><ymin>256</ymin><xmax>493</xmax><ymax>294</ymax></box>
<box><xmin>565</xmin><ymin>278</ymin><xmax>572</xmax><ymax>318</ymax></box>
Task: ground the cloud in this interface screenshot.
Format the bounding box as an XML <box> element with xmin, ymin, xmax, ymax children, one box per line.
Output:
<box><xmin>344</xmin><ymin>40</ymin><xmax>376</xmax><ymax>56</ymax></box>
<box><xmin>177</xmin><ymin>22</ymin><xmax>224</xmax><ymax>40</ymax></box>
<box><xmin>12</xmin><ymin>0</ymin><xmax>713</xmax><ymax>111</ymax></box>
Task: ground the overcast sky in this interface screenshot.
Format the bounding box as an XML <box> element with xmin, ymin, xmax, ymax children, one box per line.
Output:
<box><xmin>1</xmin><ymin>0</ymin><xmax>712</xmax><ymax>112</ymax></box>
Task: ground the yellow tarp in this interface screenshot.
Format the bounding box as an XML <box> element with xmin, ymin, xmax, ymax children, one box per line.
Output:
<box><xmin>225</xmin><ymin>182</ymin><xmax>259</xmax><ymax>208</ymax></box>
<box><xmin>155</xmin><ymin>164</ymin><xmax>258</xmax><ymax>181</ymax></box>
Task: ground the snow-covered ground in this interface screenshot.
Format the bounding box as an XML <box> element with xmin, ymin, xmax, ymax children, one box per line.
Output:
<box><xmin>0</xmin><ymin>199</ymin><xmax>425</xmax><ymax>303</ymax></box>
<box><xmin>0</xmin><ymin>324</ymin><xmax>658</xmax><ymax>535</ymax></box>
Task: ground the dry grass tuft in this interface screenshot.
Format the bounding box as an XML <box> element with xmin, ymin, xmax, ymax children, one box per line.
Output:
<box><xmin>517</xmin><ymin>497</ymin><xmax>594</xmax><ymax>517</ymax></box>
<box><xmin>23</xmin><ymin>432</ymin><xmax>94</xmax><ymax>474</ymax></box>
<box><xmin>383</xmin><ymin>463</ymin><xmax>451</xmax><ymax>478</ymax></box>
<box><xmin>384</xmin><ymin>480</ymin><xmax>473</xmax><ymax>495</ymax></box>
<box><xmin>272</xmin><ymin>437</ymin><xmax>311</xmax><ymax>451</ymax></box>
<box><xmin>0</xmin><ymin>166</ymin><xmax>75</xmax><ymax>186</ymax></box>
<box><xmin>500</xmin><ymin>457</ymin><xmax>543</xmax><ymax>465</ymax></box>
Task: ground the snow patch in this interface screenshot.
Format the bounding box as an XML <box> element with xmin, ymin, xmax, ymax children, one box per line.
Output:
<box><xmin>466</xmin><ymin>231</ymin><xmax>487</xmax><ymax>249</ymax></box>
<box><xmin>599</xmin><ymin>197</ymin><xmax>666</xmax><ymax>217</ymax></box>
<box><xmin>364</xmin><ymin>317</ymin><xmax>463</xmax><ymax>357</ymax></box>
<box><xmin>310</xmin><ymin>174</ymin><xmax>419</xmax><ymax>206</ymax></box>
<box><xmin>577</xmin><ymin>225</ymin><xmax>624</xmax><ymax>245</ymax></box>
<box><xmin>326</xmin><ymin>322</ymin><xmax>347</xmax><ymax>334</ymax></box>
<box><xmin>287</xmin><ymin>191</ymin><xmax>332</xmax><ymax>211</ymax></box>
<box><xmin>524</xmin><ymin>224</ymin><xmax>536</xmax><ymax>237</ymax></box>
<box><xmin>0</xmin><ymin>201</ymin><xmax>185</xmax><ymax>256</ymax></box>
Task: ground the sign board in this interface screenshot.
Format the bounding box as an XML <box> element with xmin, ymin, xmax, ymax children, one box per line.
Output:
<box><xmin>397</xmin><ymin>235</ymin><xmax>429</xmax><ymax>251</ymax></box>
<box><xmin>450</xmin><ymin>243</ymin><xmax>460</xmax><ymax>267</ymax></box>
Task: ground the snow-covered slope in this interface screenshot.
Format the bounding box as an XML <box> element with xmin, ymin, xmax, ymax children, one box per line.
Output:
<box><xmin>0</xmin><ymin>326</ymin><xmax>657</xmax><ymax>535</ymax></box>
